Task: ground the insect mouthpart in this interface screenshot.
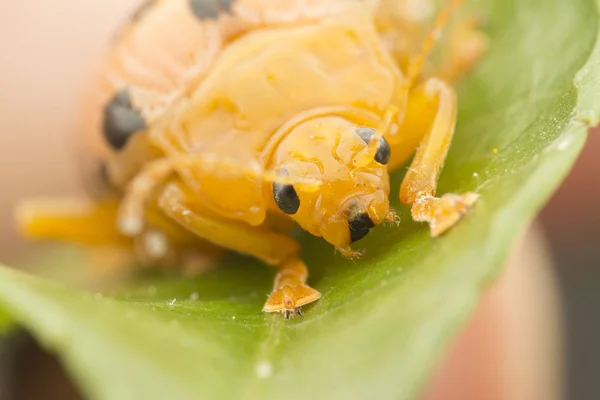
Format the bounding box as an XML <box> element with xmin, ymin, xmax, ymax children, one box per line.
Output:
<box><xmin>348</xmin><ymin>212</ymin><xmax>375</xmax><ymax>243</ymax></box>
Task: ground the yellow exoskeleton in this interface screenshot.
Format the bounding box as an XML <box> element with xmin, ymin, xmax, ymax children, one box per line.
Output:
<box><xmin>16</xmin><ymin>0</ymin><xmax>487</xmax><ymax>318</ymax></box>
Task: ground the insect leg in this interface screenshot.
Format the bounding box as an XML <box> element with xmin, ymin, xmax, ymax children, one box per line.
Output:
<box><xmin>396</xmin><ymin>78</ymin><xmax>477</xmax><ymax>237</ymax></box>
<box><xmin>158</xmin><ymin>183</ymin><xmax>321</xmax><ymax>316</ymax></box>
<box><xmin>436</xmin><ymin>13</ymin><xmax>488</xmax><ymax>83</ymax></box>
<box><xmin>359</xmin><ymin>0</ymin><xmax>467</xmax><ymax>166</ymax></box>
<box><xmin>400</xmin><ymin>0</ymin><xmax>468</xmax><ymax>88</ymax></box>
<box><xmin>15</xmin><ymin>198</ymin><xmax>131</xmax><ymax>246</ymax></box>
<box><xmin>16</xmin><ymin>196</ymin><xmax>204</xmax><ymax>249</ymax></box>
<box><xmin>118</xmin><ymin>158</ymin><xmax>176</xmax><ymax>237</ymax></box>
<box><xmin>262</xmin><ymin>258</ymin><xmax>321</xmax><ymax>319</ymax></box>
<box><xmin>15</xmin><ymin>196</ymin><xmax>223</xmax><ymax>275</ymax></box>
<box><xmin>117</xmin><ymin>153</ymin><xmax>322</xmax><ymax>237</ymax></box>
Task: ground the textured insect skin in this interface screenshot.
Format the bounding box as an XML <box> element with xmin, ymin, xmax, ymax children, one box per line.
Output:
<box><xmin>16</xmin><ymin>0</ymin><xmax>488</xmax><ymax>317</ymax></box>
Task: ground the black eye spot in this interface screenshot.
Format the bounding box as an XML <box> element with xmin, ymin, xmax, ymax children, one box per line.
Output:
<box><xmin>103</xmin><ymin>88</ymin><xmax>147</xmax><ymax>150</ymax></box>
<box><xmin>189</xmin><ymin>0</ymin><xmax>234</xmax><ymax>19</ymax></box>
<box><xmin>273</xmin><ymin>169</ymin><xmax>300</xmax><ymax>215</ymax></box>
<box><xmin>348</xmin><ymin>213</ymin><xmax>375</xmax><ymax>243</ymax></box>
<box><xmin>354</xmin><ymin>127</ymin><xmax>391</xmax><ymax>165</ymax></box>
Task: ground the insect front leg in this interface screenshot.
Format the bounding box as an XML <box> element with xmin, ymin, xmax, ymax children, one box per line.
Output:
<box><xmin>358</xmin><ymin>0</ymin><xmax>468</xmax><ymax>166</ymax></box>
<box><xmin>157</xmin><ymin>183</ymin><xmax>321</xmax><ymax>317</ymax></box>
<box><xmin>391</xmin><ymin>77</ymin><xmax>477</xmax><ymax>237</ymax></box>
<box><xmin>15</xmin><ymin>196</ymin><xmax>222</xmax><ymax>271</ymax></box>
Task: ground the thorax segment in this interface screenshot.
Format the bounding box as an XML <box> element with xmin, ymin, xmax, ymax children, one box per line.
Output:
<box><xmin>152</xmin><ymin>6</ymin><xmax>402</xmax><ymax>226</ymax></box>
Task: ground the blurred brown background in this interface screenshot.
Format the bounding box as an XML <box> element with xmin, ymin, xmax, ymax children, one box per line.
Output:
<box><xmin>0</xmin><ymin>1</ymin><xmax>599</xmax><ymax>399</ymax></box>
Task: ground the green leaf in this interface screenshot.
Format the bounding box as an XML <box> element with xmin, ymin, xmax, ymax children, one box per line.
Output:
<box><xmin>1</xmin><ymin>0</ymin><xmax>598</xmax><ymax>398</ymax></box>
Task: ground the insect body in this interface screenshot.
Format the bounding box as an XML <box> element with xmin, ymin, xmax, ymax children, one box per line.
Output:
<box><xmin>17</xmin><ymin>0</ymin><xmax>487</xmax><ymax>317</ymax></box>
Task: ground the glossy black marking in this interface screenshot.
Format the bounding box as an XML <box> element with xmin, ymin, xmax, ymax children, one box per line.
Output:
<box><xmin>354</xmin><ymin>127</ymin><xmax>391</xmax><ymax>165</ymax></box>
<box><xmin>348</xmin><ymin>213</ymin><xmax>375</xmax><ymax>243</ymax></box>
<box><xmin>103</xmin><ymin>88</ymin><xmax>147</xmax><ymax>150</ymax></box>
<box><xmin>189</xmin><ymin>0</ymin><xmax>235</xmax><ymax>20</ymax></box>
<box><xmin>273</xmin><ymin>169</ymin><xmax>300</xmax><ymax>215</ymax></box>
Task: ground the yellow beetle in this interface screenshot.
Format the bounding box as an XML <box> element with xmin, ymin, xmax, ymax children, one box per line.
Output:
<box><xmin>16</xmin><ymin>0</ymin><xmax>486</xmax><ymax>318</ymax></box>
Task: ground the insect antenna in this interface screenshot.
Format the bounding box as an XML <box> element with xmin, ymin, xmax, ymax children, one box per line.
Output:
<box><xmin>364</xmin><ymin>0</ymin><xmax>467</xmax><ymax>163</ymax></box>
<box><xmin>403</xmin><ymin>0</ymin><xmax>468</xmax><ymax>90</ymax></box>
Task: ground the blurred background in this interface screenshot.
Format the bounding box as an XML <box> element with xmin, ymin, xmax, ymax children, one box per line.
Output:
<box><xmin>0</xmin><ymin>1</ymin><xmax>599</xmax><ymax>399</ymax></box>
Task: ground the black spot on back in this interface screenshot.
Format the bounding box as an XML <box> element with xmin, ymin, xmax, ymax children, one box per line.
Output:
<box><xmin>103</xmin><ymin>88</ymin><xmax>147</xmax><ymax>151</ymax></box>
<box><xmin>188</xmin><ymin>0</ymin><xmax>235</xmax><ymax>20</ymax></box>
